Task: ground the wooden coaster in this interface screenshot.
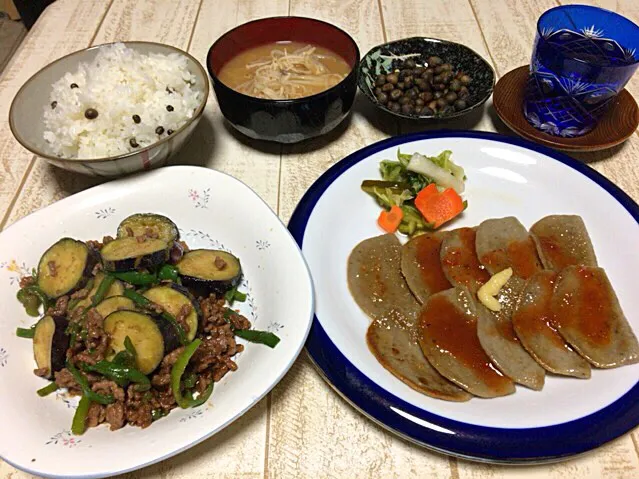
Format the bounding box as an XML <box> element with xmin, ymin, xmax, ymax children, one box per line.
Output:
<box><xmin>493</xmin><ymin>65</ymin><xmax>639</xmax><ymax>152</ymax></box>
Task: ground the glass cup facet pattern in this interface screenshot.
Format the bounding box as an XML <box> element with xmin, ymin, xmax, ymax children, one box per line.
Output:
<box><xmin>523</xmin><ymin>6</ymin><xmax>639</xmax><ymax>137</ymax></box>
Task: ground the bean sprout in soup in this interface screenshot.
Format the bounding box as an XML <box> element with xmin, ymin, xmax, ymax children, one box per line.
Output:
<box><xmin>218</xmin><ymin>41</ymin><xmax>351</xmax><ymax>100</ymax></box>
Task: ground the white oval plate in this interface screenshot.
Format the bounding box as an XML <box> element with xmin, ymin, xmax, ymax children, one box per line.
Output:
<box><xmin>0</xmin><ymin>166</ymin><xmax>313</xmax><ymax>478</ymax></box>
<box><xmin>289</xmin><ymin>131</ymin><xmax>639</xmax><ymax>463</ymax></box>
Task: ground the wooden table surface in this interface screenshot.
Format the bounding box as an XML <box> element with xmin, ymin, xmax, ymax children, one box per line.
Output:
<box><xmin>1</xmin><ymin>0</ymin><xmax>638</xmax><ymax>477</ymax></box>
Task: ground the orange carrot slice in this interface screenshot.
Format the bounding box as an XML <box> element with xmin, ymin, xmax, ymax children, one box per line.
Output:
<box><xmin>378</xmin><ymin>205</ymin><xmax>404</xmax><ymax>233</ymax></box>
<box><xmin>416</xmin><ymin>187</ymin><xmax>464</xmax><ymax>228</ymax></box>
<box><xmin>414</xmin><ymin>183</ymin><xmax>439</xmax><ymax>213</ymax></box>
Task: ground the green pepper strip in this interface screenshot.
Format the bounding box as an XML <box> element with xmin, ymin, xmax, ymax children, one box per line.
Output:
<box><xmin>171</xmin><ymin>338</ymin><xmax>214</xmax><ymax>409</ymax></box>
<box><xmin>16</xmin><ymin>326</ymin><xmax>35</xmax><ymax>339</ymax></box>
<box><xmin>151</xmin><ymin>408</ymin><xmax>169</xmax><ymax>421</ymax></box>
<box><xmin>124</xmin><ymin>335</ymin><xmax>137</xmax><ymax>359</ymax></box>
<box><xmin>234</xmin><ymin>329</ymin><xmax>280</xmax><ymax>348</ymax></box>
<box><xmin>92</xmin><ymin>275</ymin><xmax>115</xmax><ymax>306</ymax></box>
<box><xmin>223</xmin><ymin>309</ymin><xmax>280</xmax><ymax>348</ymax></box>
<box><xmin>123</xmin><ymin>289</ymin><xmax>188</xmax><ymax>345</ymax></box>
<box><xmin>71</xmin><ymin>395</ymin><xmax>91</xmax><ymax>435</ymax></box>
<box><xmin>158</xmin><ymin>264</ymin><xmax>179</xmax><ymax>282</ymax></box>
<box><xmin>66</xmin><ymin>360</ymin><xmax>114</xmax><ymax>405</ymax></box>
<box><xmin>17</xmin><ymin>286</ymin><xmax>49</xmax><ymax>317</ymax></box>
<box><xmin>85</xmin><ymin>360</ymin><xmax>151</xmax><ymax>391</ymax></box>
<box><xmin>111</xmin><ymin>271</ymin><xmax>158</xmax><ymax>286</ymax></box>
<box><xmin>37</xmin><ymin>382</ymin><xmax>58</xmax><ymax>397</ymax></box>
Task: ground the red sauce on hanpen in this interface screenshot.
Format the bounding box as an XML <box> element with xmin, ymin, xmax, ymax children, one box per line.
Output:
<box><xmin>537</xmin><ymin>235</ymin><xmax>570</xmax><ymax>269</ymax></box>
<box><xmin>554</xmin><ymin>267</ymin><xmax>612</xmax><ymax>346</ymax></box>
<box><xmin>481</xmin><ymin>238</ymin><xmax>542</xmax><ymax>279</ymax></box>
<box><xmin>441</xmin><ymin>228</ymin><xmax>490</xmax><ymax>293</ymax></box>
<box><xmin>414</xmin><ymin>234</ymin><xmax>451</xmax><ymax>293</ymax></box>
<box><xmin>420</xmin><ymin>295</ymin><xmax>511</xmax><ymax>390</ymax></box>
<box><xmin>513</xmin><ymin>272</ymin><xmax>567</xmax><ymax>348</ymax></box>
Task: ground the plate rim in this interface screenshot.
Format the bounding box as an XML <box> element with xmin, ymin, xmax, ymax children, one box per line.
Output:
<box><xmin>0</xmin><ymin>165</ymin><xmax>315</xmax><ymax>479</ymax></box>
<box><xmin>288</xmin><ymin>130</ymin><xmax>639</xmax><ymax>464</ymax></box>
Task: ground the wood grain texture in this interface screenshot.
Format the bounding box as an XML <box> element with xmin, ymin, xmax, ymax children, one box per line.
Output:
<box><xmin>0</xmin><ymin>0</ymin><xmax>110</xmax><ymax>228</ymax></box>
<box><xmin>0</xmin><ymin>17</ymin><xmax>26</xmax><ymax>74</ymax></box>
<box><xmin>271</xmin><ymin>1</ymin><xmax>452</xmax><ymax>478</ymax></box>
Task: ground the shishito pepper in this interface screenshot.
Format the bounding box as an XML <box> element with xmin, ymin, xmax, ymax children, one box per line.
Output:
<box><xmin>170</xmin><ymin>339</ymin><xmax>214</xmax><ymax>408</ymax></box>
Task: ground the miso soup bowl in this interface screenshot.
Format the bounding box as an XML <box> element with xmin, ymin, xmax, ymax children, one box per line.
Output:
<box><xmin>207</xmin><ymin>17</ymin><xmax>360</xmax><ymax>144</ymax></box>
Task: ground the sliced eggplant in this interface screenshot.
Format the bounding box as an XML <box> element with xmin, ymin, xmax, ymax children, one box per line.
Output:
<box><xmin>117</xmin><ymin>213</ymin><xmax>179</xmax><ymax>243</ymax></box>
<box><xmin>94</xmin><ymin>296</ymin><xmax>136</xmax><ymax>318</ymax></box>
<box><xmin>100</xmin><ymin>237</ymin><xmax>169</xmax><ymax>272</ymax></box>
<box><xmin>104</xmin><ymin>310</ymin><xmax>165</xmax><ymax>374</ymax></box>
<box><xmin>37</xmin><ymin>238</ymin><xmax>96</xmax><ymax>298</ymax></box>
<box><xmin>143</xmin><ymin>284</ymin><xmax>200</xmax><ymax>341</ymax></box>
<box><xmin>33</xmin><ymin>315</ymin><xmax>69</xmax><ymax>379</ymax></box>
<box><xmin>176</xmin><ymin>249</ymin><xmax>242</xmax><ymax>295</ymax></box>
<box><xmin>70</xmin><ymin>272</ymin><xmax>124</xmax><ymax>311</ymax></box>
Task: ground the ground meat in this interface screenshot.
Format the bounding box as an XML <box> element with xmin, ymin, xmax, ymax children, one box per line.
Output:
<box><xmin>147</xmin><ymin>300</ymin><xmax>164</xmax><ymax>315</ymax></box>
<box><xmin>34</xmin><ymin>367</ymin><xmax>50</xmax><ymax>378</ymax></box>
<box><xmin>105</xmin><ymin>403</ymin><xmax>126</xmax><ymax>431</ymax></box>
<box><xmin>125</xmin><ymin>226</ymin><xmax>134</xmax><ymax>237</ymax></box>
<box><xmin>54</xmin><ymin>368</ymin><xmax>79</xmax><ymax>392</ymax></box>
<box><xmin>176</xmin><ymin>304</ymin><xmax>192</xmax><ymax>334</ymax></box>
<box><xmin>136</xmin><ymin>235</ymin><xmax>147</xmax><ymax>243</ymax></box>
<box><xmin>85</xmin><ymin>309</ymin><xmax>104</xmax><ymax>340</ymax></box>
<box><xmin>199</xmin><ymin>295</ymin><xmax>227</xmax><ymax>330</ymax></box>
<box><xmin>191</xmin><ymin>333</ymin><xmax>238</xmax><ymax>373</ymax></box>
<box><xmin>86</xmin><ymin>402</ymin><xmax>106</xmax><ymax>428</ymax></box>
<box><xmin>125</xmin><ymin>386</ymin><xmax>155</xmax><ymax>429</ymax></box>
<box><xmin>73</xmin><ymin>351</ymin><xmax>97</xmax><ymax>366</ymax></box>
<box><xmin>214</xmin><ymin>256</ymin><xmax>227</xmax><ymax>270</ymax></box>
<box><xmin>91</xmin><ymin>262</ymin><xmax>103</xmax><ymax>275</ymax></box>
<box><xmin>92</xmin><ymin>380</ymin><xmax>125</xmax><ymax>402</ymax></box>
<box><xmin>151</xmin><ymin>347</ymin><xmax>184</xmax><ymax>387</ymax></box>
<box><xmin>154</xmin><ymin>388</ymin><xmax>176</xmax><ymax>410</ymax></box>
<box><xmin>86</xmin><ymin>240</ymin><xmax>103</xmax><ymax>251</ymax></box>
<box><xmin>19</xmin><ymin>275</ymin><xmax>36</xmax><ymax>288</ymax></box>
<box><xmin>70</xmin><ymin>283</ymin><xmax>92</xmax><ymax>300</ymax></box>
<box><xmin>47</xmin><ymin>295</ymin><xmax>69</xmax><ymax>317</ymax></box>
<box><xmin>144</xmin><ymin>227</ymin><xmax>159</xmax><ymax>239</ymax></box>
<box><xmin>47</xmin><ymin>261</ymin><xmax>57</xmax><ymax>277</ymax></box>
<box><xmin>229</xmin><ymin>311</ymin><xmax>251</xmax><ymax>331</ymax></box>
<box><xmin>177</xmin><ymin>240</ymin><xmax>189</xmax><ymax>252</ymax></box>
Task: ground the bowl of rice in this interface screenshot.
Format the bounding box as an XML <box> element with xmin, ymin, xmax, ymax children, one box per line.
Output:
<box><xmin>9</xmin><ymin>42</ymin><xmax>209</xmax><ymax>177</ymax></box>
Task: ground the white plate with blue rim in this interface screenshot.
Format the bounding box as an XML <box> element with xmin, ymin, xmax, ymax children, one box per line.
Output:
<box><xmin>288</xmin><ymin>130</ymin><xmax>639</xmax><ymax>464</ymax></box>
<box><xmin>0</xmin><ymin>166</ymin><xmax>314</xmax><ymax>478</ymax></box>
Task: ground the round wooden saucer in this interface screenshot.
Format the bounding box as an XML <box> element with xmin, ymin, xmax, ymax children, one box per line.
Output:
<box><xmin>493</xmin><ymin>65</ymin><xmax>639</xmax><ymax>152</ymax></box>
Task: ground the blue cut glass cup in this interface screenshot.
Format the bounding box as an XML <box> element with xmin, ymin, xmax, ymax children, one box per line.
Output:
<box><xmin>523</xmin><ymin>5</ymin><xmax>639</xmax><ymax>137</ymax></box>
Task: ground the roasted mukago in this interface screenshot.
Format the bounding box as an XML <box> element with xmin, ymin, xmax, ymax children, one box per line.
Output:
<box><xmin>117</xmin><ymin>213</ymin><xmax>180</xmax><ymax>244</ymax></box>
<box><xmin>143</xmin><ymin>284</ymin><xmax>200</xmax><ymax>341</ymax></box>
<box><xmin>103</xmin><ymin>310</ymin><xmax>166</xmax><ymax>375</ymax></box>
<box><xmin>33</xmin><ymin>315</ymin><xmax>69</xmax><ymax>379</ymax></box>
<box><xmin>176</xmin><ymin>249</ymin><xmax>242</xmax><ymax>295</ymax></box>
<box><xmin>37</xmin><ymin>238</ymin><xmax>96</xmax><ymax>298</ymax></box>
<box><xmin>100</xmin><ymin>237</ymin><xmax>170</xmax><ymax>272</ymax></box>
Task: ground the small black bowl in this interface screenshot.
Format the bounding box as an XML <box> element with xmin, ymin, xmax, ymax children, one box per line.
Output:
<box><xmin>207</xmin><ymin>17</ymin><xmax>360</xmax><ymax>144</ymax></box>
<box><xmin>358</xmin><ymin>37</ymin><xmax>495</xmax><ymax>120</ymax></box>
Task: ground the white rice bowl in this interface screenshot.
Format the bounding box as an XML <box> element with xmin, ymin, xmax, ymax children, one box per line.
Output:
<box><xmin>43</xmin><ymin>43</ymin><xmax>204</xmax><ymax>159</ymax></box>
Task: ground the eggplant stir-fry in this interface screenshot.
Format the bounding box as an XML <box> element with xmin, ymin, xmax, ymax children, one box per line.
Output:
<box><xmin>15</xmin><ymin>213</ymin><xmax>279</xmax><ymax>435</ymax></box>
